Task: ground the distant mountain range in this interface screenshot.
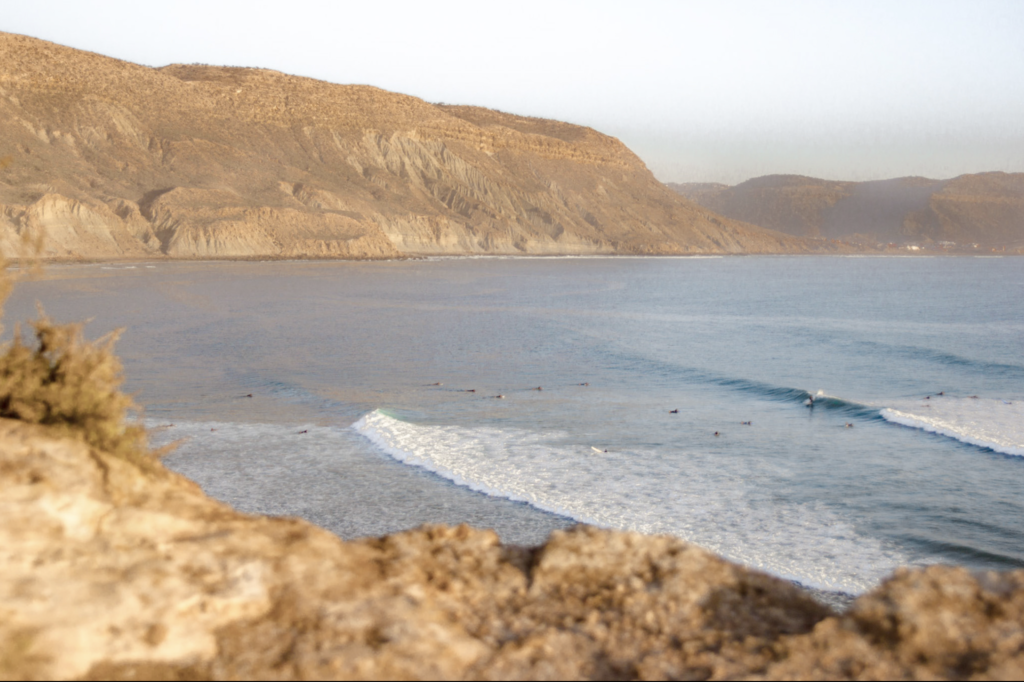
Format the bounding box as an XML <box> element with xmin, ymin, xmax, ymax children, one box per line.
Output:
<box><xmin>667</xmin><ymin>174</ymin><xmax>1024</xmax><ymax>252</ymax></box>
<box><xmin>0</xmin><ymin>32</ymin><xmax>840</xmax><ymax>261</ymax></box>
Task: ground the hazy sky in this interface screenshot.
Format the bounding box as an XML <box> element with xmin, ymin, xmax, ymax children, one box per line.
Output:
<box><xmin>3</xmin><ymin>0</ymin><xmax>1023</xmax><ymax>183</ymax></box>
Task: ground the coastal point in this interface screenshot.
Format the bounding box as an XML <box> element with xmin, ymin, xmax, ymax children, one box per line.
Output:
<box><xmin>2</xmin><ymin>5</ymin><xmax>1023</xmax><ymax>680</ymax></box>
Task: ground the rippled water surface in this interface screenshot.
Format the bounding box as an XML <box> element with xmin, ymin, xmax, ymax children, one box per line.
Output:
<box><xmin>9</xmin><ymin>256</ymin><xmax>1023</xmax><ymax>593</ymax></box>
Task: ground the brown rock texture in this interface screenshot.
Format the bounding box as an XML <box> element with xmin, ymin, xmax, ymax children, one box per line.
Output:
<box><xmin>3</xmin><ymin>418</ymin><xmax>1024</xmax><ymax>680</ymax></box>
<box><xmin>668</xmin><ymin>173</ymin><xmax>1024</xmax><ymax>251</ymax></box>
<box><xmin>0</xmin><ymin>32</ymin><xmax>830</xmax><ymax>261</ymax></box>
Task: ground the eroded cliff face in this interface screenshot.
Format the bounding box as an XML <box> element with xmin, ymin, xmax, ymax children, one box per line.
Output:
<box><xmin>0</xmin><ymin>32</ymin><xmax>829</xmax><ymax>261</ymax></box>
<box><xmin>3</xmin><ymin>418</ymin><xmax>1024</xmax><ymax>681</ymax></box>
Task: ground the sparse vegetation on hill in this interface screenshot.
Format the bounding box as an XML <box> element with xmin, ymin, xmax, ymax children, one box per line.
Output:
<box><xmin>0</xmin><ymin>32</ymin><xmax>834</xmax><ymax>260</ymax></box>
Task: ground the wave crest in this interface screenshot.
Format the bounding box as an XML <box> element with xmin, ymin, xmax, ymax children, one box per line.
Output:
<box><xmin>353</xmin><ymin>410</ymin><xmax>904</xmax><ymax>593</ymax></box>
<box><xmin>881</xmin><ymin>397</ymin><xmax>1024</xmax><ymax>457</ymax></box>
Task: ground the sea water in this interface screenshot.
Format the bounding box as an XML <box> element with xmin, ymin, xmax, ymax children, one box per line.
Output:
<box><xmin>8</xmin><ymin>256</ymin><xmax>1023</xmax><ymax>595</ymax></box>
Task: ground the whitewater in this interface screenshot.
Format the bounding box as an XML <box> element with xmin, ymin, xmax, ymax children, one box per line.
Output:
<box><xmin>881</xmin><ymin>397</ymin><xmax>1024</xmax><ymax>457</ymax></box>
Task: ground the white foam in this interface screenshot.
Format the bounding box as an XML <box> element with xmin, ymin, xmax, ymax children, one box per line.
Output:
<box><xmin>881</xmin><ymin>396</ymin><xmax>1024</xmax><ymax>456</ymax></box>
<box><xmin>354</xmin><ymin>410</ymin><xmax>904</xmax><ymax>593</ymax></box>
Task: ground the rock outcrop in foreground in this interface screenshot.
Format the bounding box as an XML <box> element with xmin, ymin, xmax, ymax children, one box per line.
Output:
<box><xmin>668</xmin><ymin>173</ymin><xmax>1024</xmax><ymax>251</ymax></box>
<box><xmin>0</xmin><ymin>32</ymin><xmax>828</xmax><ymax>261</ymax></box>
<box><xmin>3</xmin><ymin>419</ymin><xmax>1024</xmax><ymax>680</ymax></box>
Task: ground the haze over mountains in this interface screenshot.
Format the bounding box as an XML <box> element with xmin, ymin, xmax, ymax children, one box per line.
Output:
<box><xmin>0</xmin><ymin>32</ymin><xmax>830</xmax><ymax>261</ymax></box>
<box><xmin>668</xmin><ymin>174</ymin><xmax>1024</xmax><ymax>252</ymax></box>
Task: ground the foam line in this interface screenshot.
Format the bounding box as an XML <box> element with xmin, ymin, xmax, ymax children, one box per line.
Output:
<box><xmin>353</xmin><ymin>410</ymin><xmax>904</xmax><ymax>593</ymax></box>
<box><xmin>881</xmin><ymin>398</ymin><xmax>1024</xmax><ymax>457</ymax></box>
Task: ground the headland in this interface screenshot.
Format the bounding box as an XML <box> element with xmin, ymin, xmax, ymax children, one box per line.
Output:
<box><xmin>0</xmin><ymin>32</ymin><xmax>839</xmax><ymax>262</ymax></box>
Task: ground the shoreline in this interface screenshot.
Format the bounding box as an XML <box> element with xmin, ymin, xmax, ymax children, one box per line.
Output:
<box><xmin>7</xmin><ymin>250</ymin><xmax>1020</xmax><ymax>269</ymax></box>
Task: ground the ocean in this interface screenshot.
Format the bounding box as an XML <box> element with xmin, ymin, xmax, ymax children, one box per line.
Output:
<box><xmin>8</xmin><ymin>255</ymin><xmax>1023</xmax><ymax>596</ymax></box>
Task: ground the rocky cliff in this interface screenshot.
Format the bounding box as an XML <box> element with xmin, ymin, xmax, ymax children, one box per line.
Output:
<box><xmin>668</xmin><ymin>173</ymin><xmax>1024</xmax><ymax>251</ymax></box>
<box><xmin>4</xmin><ymin>418</ymin><xmax>1024</xmax><ymax>680</ymax></box>
<box><xmin>0</xmin><ymin>32</ymin><xmax>826</xmax><ymax>260</ymax></box>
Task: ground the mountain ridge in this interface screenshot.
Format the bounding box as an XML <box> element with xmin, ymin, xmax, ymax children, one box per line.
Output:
<box><xmin>668</xmin><ymin>172</ymin><xmax>1024</xmax><ymax>252</ymax></box>
<box><xmin>0</xmin><ymin>32</ymin><xmax>839</xmax><ymax>260</ymax></box>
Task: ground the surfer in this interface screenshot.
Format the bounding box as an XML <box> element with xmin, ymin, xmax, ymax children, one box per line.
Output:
<box><xmin>806</xmin><ymin>395</ymin><xmax>814</xmax><ymax>408</ymax></box>
<box><xmin>579</xmin><ymin>382</ymin><xmax>589</xmax><ymax>386</ymax></box>
<box><xmin>534</xmin><ymin>386</ymin><xmax>543</xmax><ymax>391</ymax></box>
<box><xmin>495</xmin><ymin>395</ymin><xmax>505</xmax><ymax>399</ymax></box>
<box><xmin>714</xmin><ymin>431</ymin><xmax>720</xmax><ymax>437</ymax></box>
<box><xmin>298</xmin><ymin>429</ymin><xmax>308</xmax><ymax>434</ymax></box>
<box><xmin>845</xmin><ymin>423</ymin><xmax>853</xmax><ymax>428</ymax></box>
<box><xmin>669</xmin><ymin>409</ymin><xmax>679</xmax><ymax>414</ymax></box>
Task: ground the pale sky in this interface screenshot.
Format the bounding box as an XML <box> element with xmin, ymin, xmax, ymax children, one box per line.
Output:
<box><xmin>3</xmin><ymin>0</ymin><xmax>1023</xmax><ymax>184</ymax></box>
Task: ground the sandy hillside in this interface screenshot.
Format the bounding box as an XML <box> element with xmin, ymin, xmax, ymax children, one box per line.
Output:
<box><xmin>0</xmin><ymin>32</ymin><xmax>835</xmax><ymax>260</ymax></box>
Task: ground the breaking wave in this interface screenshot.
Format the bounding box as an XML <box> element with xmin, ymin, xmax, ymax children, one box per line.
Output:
<box><xmin>354</xmin><ymin>409</ymin><xmax>904</xmax><ymax>593</ymax></box>
<box><xmin>881</xmin><ymin>396</ymin><xmax>1024</xmax><ymax>457</ymax></box>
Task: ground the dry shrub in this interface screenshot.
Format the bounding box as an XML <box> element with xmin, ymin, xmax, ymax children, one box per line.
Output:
<box><xmin>0</xmin><ymin>263</ymin><xmax>158</xmax><ymax>471</ymax></box>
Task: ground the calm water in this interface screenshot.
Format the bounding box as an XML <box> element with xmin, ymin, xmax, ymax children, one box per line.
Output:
<box><xmin>8</xmin><ymin>256</ymin><xmax>1023</xmax><ymax>594</ymax></box>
